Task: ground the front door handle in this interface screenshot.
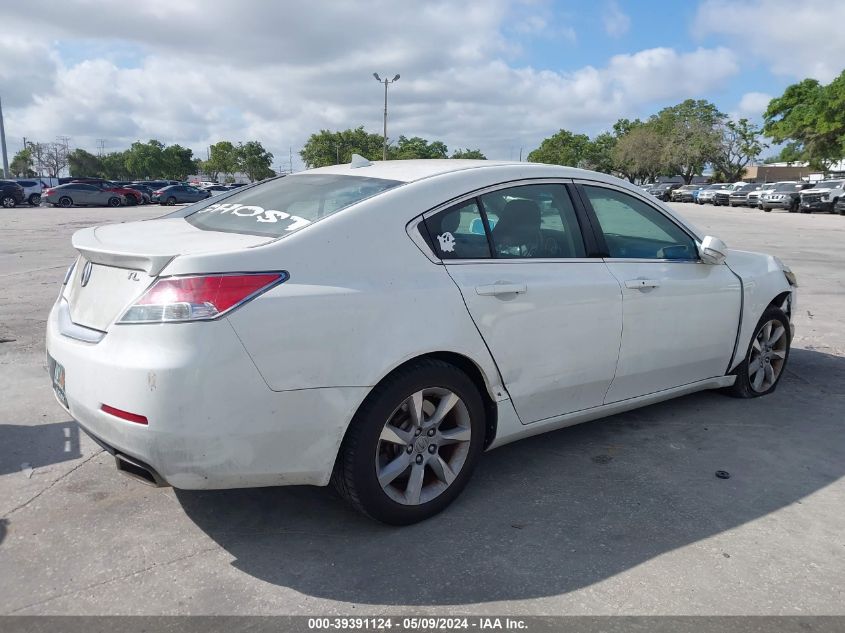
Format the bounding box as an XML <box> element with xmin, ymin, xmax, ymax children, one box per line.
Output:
<box><xmin>624</xmin><ymin>279</ymin><xmax>661</xmax><ymax>290</ymax></box>
<box><xmin>476</xmin><ymin>282</ymin><xmax>527</xmax><ymax>296</ymax></box>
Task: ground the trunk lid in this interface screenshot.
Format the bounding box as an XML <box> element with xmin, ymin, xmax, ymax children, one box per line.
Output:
<box><xmin>65</xmin><ymin>218</ymin><xmax>272</xmax><ymax>331</ymax></box>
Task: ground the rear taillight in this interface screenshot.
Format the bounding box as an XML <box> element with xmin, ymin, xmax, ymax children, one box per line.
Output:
<box><xmin>153</xmin><ymin>190</ymin><xmax>163</xmax><ymax>195</ymax></box>
<box><xmin>101</xmin><ymin>404</ymin><xmax>148</xmax><ymax>425</ymax></box>
<box><xmin>118</xmin><ymin>272</ymin><xmax>287</xmax><ymax>323</ymax></box>
<box><xmin>45</xmin><ymin>188</ymin><xmax>54</xmax><ymax>196</ymax></box>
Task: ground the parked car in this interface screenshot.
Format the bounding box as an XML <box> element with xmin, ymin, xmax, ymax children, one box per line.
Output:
<box><xmin>153</xmin><ymin>184</ymin><xmax>212</xmax><ymax>205</ymax></box>
<box><xmin>760</xmin><ymin>182</ymin><xmax>814</xmax><ymax>213</ymax></box>
<box><xmin>104</xmin><ymin>184</ymin><xmax>144</xmax><ymax>206</ymax></box>
<box><xmin>727</xmin><ymin>183</ymin><xmax>762</xmax><ymax>207</ymax></box>
<box><xmin>134</xmin><ymin>180</ymin><xmax>181</xmax><ymax>191</ymax></box>
<box><xmin>671</xmin><ymin>184</ymin><xmax>701</xmax><ymax>202</ymax></box>
<box><xmin>647</xmin><ymin>182</ymin><xmax>681</xmax><ymax>201</ymax></box>
<box><xmin>799</xmin><ymin>179</ymin><xmax>845</xmax><ymax>214</ymax></box>
<box><xmin>43</xmin><ymin>183</ymin><xmax>125</xmax><ymax>207</ymax></box>
<box><xmin>696</xmin><ymin>183</ymin><xmax>730</xmax><ymax>204</ymax></box>
<box><xmin>14</xmin><ymin>179</ymin><xmax>47</xmax><ymax>206</ymax></box>
<box><xmin>0</xmin><ymin>180</ymin><xmax>25</xmax><ymax>208</ymax></box>
<box><xmin>747</xmin><ymin>183</ymin><xmax>776</xmax><ymax>209</ymax></box>
<box><xmin>203</xmin><ymin>185</ymin><xmax>231</xmax><ymax>196</ymax></box>
<box><xmin>46</xmin><ymin>160</ymin><xmax>797</xmax><ymax>524</ymax></box>
<box><xmin>124</xmin><ymin>184</ymin><xmax>155</xmax><ymax>204</ymax></box>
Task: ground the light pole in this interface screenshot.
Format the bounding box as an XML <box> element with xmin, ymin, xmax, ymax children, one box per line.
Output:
<box><xmin>0</xmin><ymin>95</ymin><xmax>9</xmax><ymax>178</ymax></box>
<box><xmin>373</xmin><ymin>73</ymin><xmax>399</xmax><ymax>161</ymax></box>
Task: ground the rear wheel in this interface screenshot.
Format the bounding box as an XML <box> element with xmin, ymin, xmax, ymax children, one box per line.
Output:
<box><xmin>28</xmin><ymin>194</ymin><xmax>41</xmax><ymax>206</ymax></box>
<box><xmin>59</xmin><ymin>196</ymin><xmax>73</xmax><ymax>208</ymax></box>
<box><xmin>332</xmin><ymin>359</ymin><xmax>486</xmax><ymax>525</ymax></box>
<box><xmin>725</xmin><ymin>306</ymin><xmax>790</xmax><ymax>398</ymax></box>
<box><xmin>108</xmin><ymin>197</ymin><xmax>121</xmax><ymax>207</ymax></box>
<box><xmin>165</xmin><ymin>196</ymin><xmax>177</xmax><ymax>206</ymax></box>
<box><xmin>125</xmin><ymin>195</ymin><xmax>137</xmax><ymax>206</ymax></box>
<box><xmin>1</xmin><ymin>195</ymin><xmax>16</xmax><ymax>208</ymax></box>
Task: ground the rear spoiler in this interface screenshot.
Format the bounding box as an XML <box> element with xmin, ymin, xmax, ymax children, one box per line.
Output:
<box><xmin>72</xmin><ymin>227</ymin><xmax>173</xmax><ymax>276</ymax></box>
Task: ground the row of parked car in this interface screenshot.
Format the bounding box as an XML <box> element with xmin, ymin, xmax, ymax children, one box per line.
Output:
<box><xmin>0</xmin><ymin>177</ymin><xmax>249</xmax><ymax>209</ymax></box>
<box><xmin>645</xmin><ymin>180</ymin><xmax>845</xmax><ymax>214</ymax></box>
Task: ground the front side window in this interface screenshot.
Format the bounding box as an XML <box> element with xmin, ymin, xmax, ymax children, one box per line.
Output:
<box><xmin>583</xmin><ymin>185</ymin><xmax>697</xmax><ymax>260</ymax></box>
<box><xmin>480</xmin><ymin>184</ymin><xmax>586</xmax><ymax>258</ymax></box>
<box><xmin>423</xmin><ymin>200</ymin><xmax>491</xmax><ymax>259</ymax></box>
<box><xmin>185</xmin><ymin>174</ymin><xmax>401</xmax><ymax>237</ymax></box>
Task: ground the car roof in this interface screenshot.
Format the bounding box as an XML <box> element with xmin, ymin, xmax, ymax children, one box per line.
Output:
<box><xmin>303</xmin><ymin>159</ymin><xmax>601</xmax><ymax>184</ymax></box>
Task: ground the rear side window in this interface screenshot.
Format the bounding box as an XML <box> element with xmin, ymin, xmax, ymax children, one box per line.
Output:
<box><xmin>423</xmin><ymin>200</ymin><xmax>491</xmax><ymax>259</ymax></box>
<box><xmin>186</xmin><ymin>174</ymin><xmax>401</xmax><ymax>237</ymax></box>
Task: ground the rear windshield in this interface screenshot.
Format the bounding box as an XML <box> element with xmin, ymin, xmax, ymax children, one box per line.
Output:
<box><xmin>185</xmin><ymin>174</ymin><xmax>402</xmax><ymax>237</ymax></box>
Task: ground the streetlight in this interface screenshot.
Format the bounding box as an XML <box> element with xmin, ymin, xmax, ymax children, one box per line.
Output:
<box><xmin>373</xmin><ymin>73</ymin><xmax>400</xmax><ymax>161</ymax></box>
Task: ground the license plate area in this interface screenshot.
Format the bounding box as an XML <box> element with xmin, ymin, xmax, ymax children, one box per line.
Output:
<box><xmin>47</xmin><ymin>354</ymin><xmax>68</xmax><ymax>409</ymax></box>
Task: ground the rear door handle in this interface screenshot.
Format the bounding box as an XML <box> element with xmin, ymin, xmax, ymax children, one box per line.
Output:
<box><xmin>475</xmin><ymin>282</ymin><xmax>527</xmax><ymax>296</ymax></box>
<box><xmin>624</xmin><ymin>279</ymin><xmax>661</xmax><ymax>290</ymax></box>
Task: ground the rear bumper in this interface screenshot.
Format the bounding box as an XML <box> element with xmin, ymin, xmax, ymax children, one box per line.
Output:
<box><xmin>45</xmin><ymin>301</ymin><xmax>368</xmax><ymax>489</ymax></box>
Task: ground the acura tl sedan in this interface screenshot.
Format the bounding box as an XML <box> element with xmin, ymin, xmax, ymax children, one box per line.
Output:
<box><xmin>46</xmin><ymin>160</ymin><xmax>797</xmax><ymax>524</ymax></box>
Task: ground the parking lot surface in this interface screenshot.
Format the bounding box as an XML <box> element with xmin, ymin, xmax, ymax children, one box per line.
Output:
<box><xmin>1</xmin><ymin>202</ymin><xmax>843</xmax><ymax>615</ymax></box>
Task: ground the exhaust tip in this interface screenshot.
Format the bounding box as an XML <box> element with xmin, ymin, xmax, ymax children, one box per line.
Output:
<box><xmin>114</xmin><ymin>453</ymin><xmax>166</xmax><ymax>487</ymax></box>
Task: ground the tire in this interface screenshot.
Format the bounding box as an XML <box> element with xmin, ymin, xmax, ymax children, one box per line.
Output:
<box><xmin>165</xmin><ymin>196</ymin><xmax>177</xmax><ymax>206</ymax></box>
<box><xmin>108</xmin><ymin>197</ymin><xmax>121</xmax><ymax>207</ymax></box>
<box><xmin>332</xmin><ymin>359</ymin><xmax>486</xmax><ymax>525</ymax></box>
<box><xmin>125</xmin><ymin>195</ymin><xmax>137</xmax><ymax>206</ymax></box>
<box><xmin>59</xmin><ymin>196</ymin><xmax>73</xmax><ymax>208</ymax></box>
<box><xmin>1</xmin><ymin>195</ymin><xmax>16</xmax><ymax>208</ymax></box>
<box><xmin>725</xmin><ymin>306</ymin><xmax>791</xmax><ymax>399</ymax></box>
<box><xmin>830</xmin><ymin>199</ymin><xmax>839</xmax><ymax>214</ymax></box>
<box><xmin>763</xmin><ymin>207</ymin><xmax>771</xmax><ymax>212</ymax></box>
<box><xmin>28</xmin><ymin>194</ymin><xmax>41</xmax><ymax>206</ymax></box>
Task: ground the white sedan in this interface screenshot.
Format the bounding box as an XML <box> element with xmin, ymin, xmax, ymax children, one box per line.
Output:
<box><xmin>46</xmin><ymin>159</ymin><xmax>796</xmax><ymax>524</ymax></box>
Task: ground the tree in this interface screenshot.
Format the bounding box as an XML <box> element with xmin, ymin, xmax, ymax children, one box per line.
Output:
<box><xmin>450</xmin><ymin>148</ymin><xmax>486</xmax><ymax>159</ymax></box>
<box><xmin>237</xmin><ymin>141</ymin><xmax>275</xmax><ymax>181</ymax></box>
<box><xmin>35</xmin><ymin>142</ymin><xmax>70</xmax><ymax>178</ymax></box>
<box><xmin>100</xmin><ymin>151</ymin><xmax>130</xmax><ymax>180</ymax></box>
<box><xmin>124</xmin><ymin>140</ymin><xmax>166</xmax><ymax>179</ymax></box>
<box><xmin>711</xmin><ymin>118</ymin><xmax>766</xmax><ymax>182</ymax></box>
<box><xmin>527</xmin><ymin>129</ymin><xmax>593</xmax><ymax>167</ymax></box>
<box><xmin>763</xmin><ymin>72</ymin><xmax>845</xmax><ymax>171</ymax></box>
<box><xmin>652</xmin><ymin>99</ymin><xmax>723</xmax><ymax>184</ymax></box>
<box><xmin>394</xmin><ymin>136</ymin><xmax>448</xmax><ymax>159</ymax></box>
<box><xmin>10</xmin><ymin>148</ymin><xmax>35</xmax><ymax>177</ymax></box>
<box><xmin>762</xmin><ymin>141</ymin><xmax>804</xmax><ymax>164</ymax></box>
<box><xmin>203</xmin><ymin>141</ymin><xmax>238</xmax><ymax>181</ymax></box>
<box><xmin>161</xmin><ymin>144</ymin><xmax>195</xmax><ymax>180</ymax></box>
<box><xmin>584</xmin><ymin>132</ymin><xmax>616</xmax><ymax>174</ymax></box>
<box><xmin>67</xmin><ymin>148</ymin><xmax>103</xmax><ymax>177</ymax></box>
<box><xmin>612</xmin><ymin>123</ymin><xmax>666</xmax><ymax>183</ymax></box>
<box><xmin>300</xmin><ymin>127</ymin><xmax>385</xmax><ymax>168</ymax></box>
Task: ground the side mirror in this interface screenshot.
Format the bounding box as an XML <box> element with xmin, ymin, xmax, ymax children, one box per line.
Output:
<box><xmin>699</xmin><ymin>235</ymin><xmax>728</xmax><ymax>265</ymax></box>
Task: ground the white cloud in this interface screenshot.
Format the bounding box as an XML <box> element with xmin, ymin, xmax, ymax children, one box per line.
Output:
<box><xmin>735</xmin><ymin>92</ymin><xmax>773</xmax><ymax>120</ymax></box>
<box><xmin>695</xmin><ymin>0</ymin><xmax>845</xmax><ymax>82</ymax></box>
<box><xmin>603</xmin><ymin>1</ymin><xmax>631</xmax><ymax>38</ymax></box>
<box><xmin>2</xmin><ymin>1</ymin><xmax>740</xmax><ymax>168</ymax></box>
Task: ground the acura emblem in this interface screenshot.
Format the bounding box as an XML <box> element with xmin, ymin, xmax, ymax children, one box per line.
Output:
<box><xmin>80</xmin><ymin>261</ymin><xmax>93</xmax><ymax>287</ymax></box>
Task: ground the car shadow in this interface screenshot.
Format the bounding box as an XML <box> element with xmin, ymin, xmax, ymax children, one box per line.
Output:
<box><xmin>176</xmin><ymin>347</ymin><xmax>845</xmax><ymax>606</ymax></box>
<box><xmin>0</xmin><ymin>421</ymin><xmax>82</xmax><ymax>476</ymax></box>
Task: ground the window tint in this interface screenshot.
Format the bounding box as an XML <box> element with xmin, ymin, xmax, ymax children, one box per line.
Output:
<box><xmin>186</xmin><ymin>174</ymin><xmax>401</xmax><ymax>238</ymax></box>
<box><xmin>583</xmin><ymin>185</ymin><xmax>697</xmax><ymax>260</ymax></box>
<box><xmin>423</xmin><ymin>200</ymin><xmax>491</xmax><ymax>259</ymax></box>
<box><xmin>480</xmin><ymin>184</ymin><xmax>586</xmax><ymax>258</ymax></box>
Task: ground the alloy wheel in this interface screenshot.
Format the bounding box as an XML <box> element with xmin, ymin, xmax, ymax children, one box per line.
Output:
<box><xmin>375</xmin><ymin>388</ymin><xmax>472</xmax><ymax>506</ymax></box>
<box><xmin>2</xmin><ymin>196</ymin><xmax>14</xmax><ymax>208</ymax></box>
<box><xmin>748</xmin><ymin>319</ymin><xmax>788</xmax><ymax>393</ymax></box>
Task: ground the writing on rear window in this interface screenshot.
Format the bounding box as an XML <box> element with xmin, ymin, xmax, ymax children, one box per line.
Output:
<box><xmin>198</xmin><ymin>203</ymin><xmax>312</xmax><ymax>231</ymax></box>
<box><xmin>184</xmin><ymin>174</ymin><xmax>402</xmax><ymax>238</ymax></box>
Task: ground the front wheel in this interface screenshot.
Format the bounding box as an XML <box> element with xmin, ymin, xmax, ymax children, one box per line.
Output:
<box><xmin>725</xmin><ymin>306</ymin><xmax>790</xmax><ymax>398</ymax></box>
<box><xmin>1</xmin><ymin>195</ymin><xmax>16</xmax><ymax>208</ymax></box>
<box><xmin>332</xmin><ymin>359</ymin><xmax>486</xmax><ymax>525</ymax></box>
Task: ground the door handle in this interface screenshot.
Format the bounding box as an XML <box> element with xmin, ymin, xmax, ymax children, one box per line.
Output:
<box><xmin>475</xmin><ymin>282</ymin><xmax>527</xmax><ymax>296</ymax></box>
<box><xmin>624</xmin><ymin>279</ymin><xmax>661</xmax><ymax>290</ymax></box>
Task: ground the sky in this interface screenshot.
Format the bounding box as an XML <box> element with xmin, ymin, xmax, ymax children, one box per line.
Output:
<box><xmin>1</xmin><ymin>0</ymin><xmax>843</xmax><ymax>172</ymax></box>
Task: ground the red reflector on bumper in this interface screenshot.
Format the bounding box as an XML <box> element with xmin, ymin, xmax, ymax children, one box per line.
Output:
<box><xmin>101</xmin><ymin>404</ymin><xmax>148</xmax><ymax>425</ymax></box>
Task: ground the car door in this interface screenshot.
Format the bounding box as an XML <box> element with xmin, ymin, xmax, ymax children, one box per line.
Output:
<box><xmin>422</xmin><ymin>181</ymin><xmax>623</xmax><ymax>424</ymax></box>
<box><xmin>576</xmin><ymin>182</ymin><xmax>741</xmax><ymax>403</ymax></box>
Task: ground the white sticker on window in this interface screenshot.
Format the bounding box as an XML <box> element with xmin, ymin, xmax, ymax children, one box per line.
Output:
<box><xmin>437</xmin><ymin>232</ymin><xmax>455</xmax><ymax>253</ymax></box>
